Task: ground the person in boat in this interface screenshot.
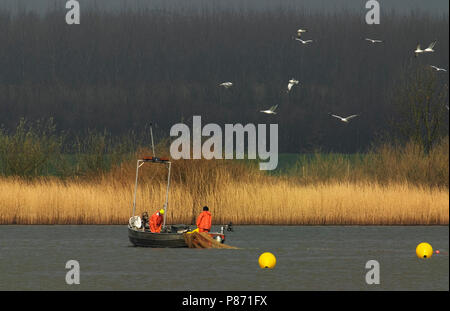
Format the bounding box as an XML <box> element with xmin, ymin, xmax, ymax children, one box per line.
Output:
<box><xmin>150</xmin><ymin>209</ymin><xmax>165</xmax><ymax>233</ymax></box>
<box><xmin>196</xmin><ymin>206</ymin><xmax>212</xmax><ymax>233</ymax></box>
<box><xmin>141</xmin><ymin>212</ymin><xmax>149</xmax><ymax>230</ymax></box>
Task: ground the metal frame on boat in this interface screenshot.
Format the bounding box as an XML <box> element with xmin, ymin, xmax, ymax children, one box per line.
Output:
<box><xmin>128</xmin><ymin>124</ymin><xmax>232</xmax><ymax>247</ymax></box>
<box><xmin>127</xmin><ymin>155</ymin><xmax>191</xmax><ymax>247</ymax></box>
<box><xmin>127</xmin><ymin>134</ymin><xmax>227</xmax><ymax>247</ymax></box>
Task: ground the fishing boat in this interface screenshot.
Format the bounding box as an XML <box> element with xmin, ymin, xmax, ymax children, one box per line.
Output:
<box><xmin>127</xmin><ymin>133</ymin><xmax>229</xmax><ymax>247</ymax></box>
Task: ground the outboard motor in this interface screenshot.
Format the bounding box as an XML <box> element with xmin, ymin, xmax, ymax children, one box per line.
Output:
<box><xmin>220</xmin><ymin>222</ymin><xmax>234</xmax><ymax>234</ymax></box>
<box><xmin>226</xmin><ymin>222</ymin><xmax>234</xmax><ymax>232</ymax></box>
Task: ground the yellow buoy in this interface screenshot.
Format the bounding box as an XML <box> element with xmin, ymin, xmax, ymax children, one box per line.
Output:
<box><xmin>258</xmin><ymin>252</ymin><xmax>276</xmax><ymax>269</ymax></box>
<box><xmin>416</xmin><ymin>242</ymin><xmax>433</xmax><ymax>259</ymax></box>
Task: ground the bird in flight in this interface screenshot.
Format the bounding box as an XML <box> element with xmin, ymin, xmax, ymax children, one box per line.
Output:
<box><xmin>424</xmin><ymin>41</ymin><xmax>437</xmax><ymax>52</ymax></box>
<box><xmin>430</xmin><ymin>65</ymin><xmax>447</xmax><ymax>72</ymax></box>
<box><xmin>414</xmin><ymin>44</ymin><xmax>423</xmax><ymax>56</ymax></box>
<box><xmin>365</xmin><ymin>38</ymin><xmax>383</xmax><ymax>44</ymax></box>
<box><xmin>330</xmin><ymin>114</ymin><xmax>359</xmax><ymax>123</ymax></box>
<box><xmin>219</xmin><ymin>82</ymin><xmax>233</xmax><ymax>88</ymax></box>
<box><xmin>415</xmin><ymin>41</ymin><xmax>437</xmax><ymax>57</ymax></box>
<box><xmin>260</xmin><ymin>105</ymin><xmax>278</xmax><ymax>115</ymax></box>
<box><xmin>294</xmin><ymin>38</ymin><xmax>313</xmax><ymax>45</ymax></box>
<box><xmin>287</xmin><ymin>79</ymin><xmax>299</xmax><ymax>92</ymax></box>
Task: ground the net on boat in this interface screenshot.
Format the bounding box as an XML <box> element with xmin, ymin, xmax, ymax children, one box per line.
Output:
<box><xmin>184</xmin><ymin>232</ymin><xmax>238</xmax><ymax>249</ymax></box>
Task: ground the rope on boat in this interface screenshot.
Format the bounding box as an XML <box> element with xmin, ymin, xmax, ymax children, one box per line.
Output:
<box><xmin>183</xmin><ymin>232</ymin><xmax>238</xmax><ymax>249</ymax></box>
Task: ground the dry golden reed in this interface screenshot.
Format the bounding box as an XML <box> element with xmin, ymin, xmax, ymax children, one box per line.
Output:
<box><xmin>0</xmin><ymin>142</ymin><xmax>448</xmax><ymax>225</ymax></box>
<box><xmin>0</xmin><ymin>176</ymin><xmax>447</xmax><ymax>225</ymax></box>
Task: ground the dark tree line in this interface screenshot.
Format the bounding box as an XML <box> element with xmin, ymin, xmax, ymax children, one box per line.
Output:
<box><xmin>390</xmin><ymin>64</ymin><xmax>448</xmax><ymax>153</ymax></box>
<box><xmin>0</xmin><ymin>7</ymin><xmax>448</xmax><ymax>153</ymax></box>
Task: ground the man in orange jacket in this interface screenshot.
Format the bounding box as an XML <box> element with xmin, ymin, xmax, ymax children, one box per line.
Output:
<box><xmin>196</xmin><ymin>206</ymin><xmax>212</xmax><ymax>233</ymax></box>
<box><xmin>150</xmin><ymin>209</ymin><xmax>165</xmax><ymax>233</ymax></box>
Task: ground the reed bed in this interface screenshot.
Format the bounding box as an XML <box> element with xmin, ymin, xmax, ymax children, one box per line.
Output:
<box><xmin>0</xmin><ymin>134</ymin><xmax>448</xmax><ymax>225</ymax></box>
<box><xmin>0</xmin><ymin>177</ymin><xmax>447</xmax><ymax>225</ymax></box>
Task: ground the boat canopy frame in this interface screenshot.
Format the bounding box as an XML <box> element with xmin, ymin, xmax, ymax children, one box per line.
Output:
<box><xmin>131</xmin><ymin>156</ymin><xmax>171</xmax><ymax>228</ymax></box>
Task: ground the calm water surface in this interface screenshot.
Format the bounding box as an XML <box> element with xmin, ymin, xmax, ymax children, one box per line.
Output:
<box><xmin>0</xmin><ymin>225</ymin><xmax>448</xmax><ymax>290</ymax></box>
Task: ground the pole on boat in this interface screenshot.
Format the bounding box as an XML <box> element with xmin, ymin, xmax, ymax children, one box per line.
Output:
<box><xmin>163</xmin><ymin>161</ymin><xmax>171</xmax><ymax>227</ymax></box>
<box><xmin>150</xmin><ymin>123</ymin><xmax>155</xmax><ymax>157</ymax></box>
<box><xmin>132</xmin><ymin>160</ymin><xmax>140</xmax><ymax>217</ymax></box>
<box><xmin>132</xmin><ymin>160</ymin><xmax>145</xmax><ymax>217</ymax></box>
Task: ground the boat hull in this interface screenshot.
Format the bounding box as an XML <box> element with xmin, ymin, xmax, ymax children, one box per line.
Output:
<box><xmin>128</xmin><ymin>227</ymin><xmax>226</xmax><ymax>248</ymax></box>
<box><xmin>128</xmin><ymin>227</ymin><xmax>188</xmax><ymax>248</ymax></box>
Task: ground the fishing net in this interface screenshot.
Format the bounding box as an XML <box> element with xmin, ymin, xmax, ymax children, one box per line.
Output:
<box><xmin>184</xmin><ymin>232</ymin><xmax>238</xmax><ymax>249</ymax></box>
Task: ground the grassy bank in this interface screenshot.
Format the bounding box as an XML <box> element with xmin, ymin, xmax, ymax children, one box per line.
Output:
<box><xmin>0</xmin><ymin>121</ymin><xmax>448</xmax><ymax>225</ymax></box>
<box><xmin>0</xmin><ymin>152</ymin><xmax>448</xmax><ymax>225</ymax></box>
<box><xmin>276</xmin><ymin>138</ymin><xmax>449</xmax><ymax>188</ymax></box>
<box><xmin>0</xmin><ymin>177</ymin><xmax>447</xmax><ymax>225</ymax></box>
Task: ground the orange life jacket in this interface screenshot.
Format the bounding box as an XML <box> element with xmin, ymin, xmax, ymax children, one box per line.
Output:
<box><xmin>196</xmin><ymin>211</ymin><xmax>212</xmax><ymax>232</ymax></box>
<box><xmin>150</xmin><ymin>211</ymin><xmax>163</xmax><ymax>233</ymax></box>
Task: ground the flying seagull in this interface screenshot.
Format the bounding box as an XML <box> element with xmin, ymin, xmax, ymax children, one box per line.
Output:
<box><xmin>294</xmin><ymin>38</ymin><xmax>313</xmax><ymax>45</ymax></box>
<box><xmin>415</xmin><ymin>41</ymin><xmax>437</xmax><ymax>57</ymax></box>
<box><xmin>260</xmin><ymin>105</ymin><xmax>278</xmax><ymax>115</ymax></box>
<box><xmin>330</xmin><ymin>114</ymin><xmax>359</xmax><ymax>123</ymax></box>
<box><xmin>365</xmin><ymin>38</ymin><xmax>383</xmax><ymax>44</ymax></box>
<box><xmin>219</xmin><ymin>82</ymin><xmax>233</xmax><ymax>88</ymax></box>
<box><xmin>424</xmin><ymin>41</ymin><xmax>437</xmax><ymax>52</ymax></box>
<box><xmin>430</xmin><ymin>65</ymin><xmax>447</xmax><ymax>72</ymax></box>
<box><xmin>287</xmin><ymin>79</ymin><xmax>299</xmax><ymax>92</ymax></box>
<box><xmin>414</xmin><ymin>44</ymin><xmax>423</xmax><ymax>56</ymax></box>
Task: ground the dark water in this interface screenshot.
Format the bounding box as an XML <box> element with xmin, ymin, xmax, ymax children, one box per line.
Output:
<box><xmin>0</xmin><ymin>225</ymin><xmax>448</xmax><ymax>291</ymax></box>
